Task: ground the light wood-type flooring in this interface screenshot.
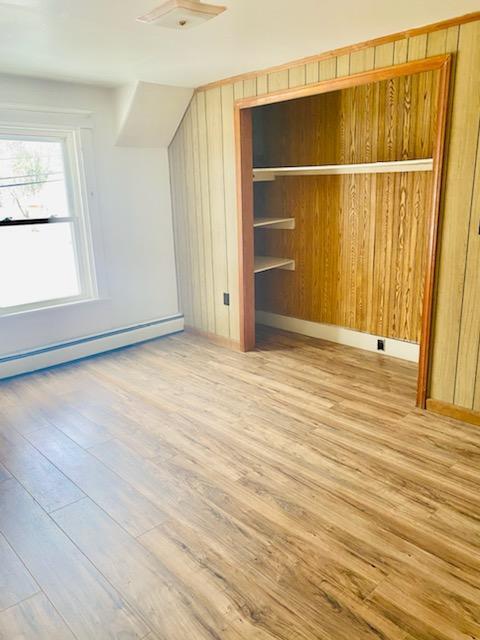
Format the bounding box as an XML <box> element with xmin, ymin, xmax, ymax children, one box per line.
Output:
<box><xmin>0</xmin><ymin>327</ymin><xmax>479</xmax><ymax>640</ymax></box>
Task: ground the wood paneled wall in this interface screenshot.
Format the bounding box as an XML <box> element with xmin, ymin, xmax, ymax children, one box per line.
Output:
<box><xmin>169</xmin><ymin>19</ymin><xmax>480</xmax><ymax>412</ymax></box>
<box><xmin>255</xmin><ymin>173</ymin><xmax>433</xmax><ymax>342</ymax></box>
<box><xmin>254</xmin><ymin>72</ymin><xmax>437</xmax><ymax>343</ymax></box>
<box><xmin>254</xmin><ymin>71</ymin><xmax>437</xmax><ymax>167</ymax></box>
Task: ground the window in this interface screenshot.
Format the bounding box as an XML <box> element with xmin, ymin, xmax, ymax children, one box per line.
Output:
<box><xmin>0</xmin><ymin>128</ymin><xmax>96</xmax><ymax>314</ymax></box>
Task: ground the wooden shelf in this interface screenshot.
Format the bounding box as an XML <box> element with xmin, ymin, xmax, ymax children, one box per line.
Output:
<box><xmin>254</xmin><ymin>217</ymin><xmax>295</xmax><ymax>229</ymax></box>
<box><xmin>254</xmin><ymin>256</ymin><xmax>295</xmax><ymax>274</ymax></box>
<box><xmin>253</xmin><ymin>159</ymin><xmax>434</xmax><ymax>181</ymax></box>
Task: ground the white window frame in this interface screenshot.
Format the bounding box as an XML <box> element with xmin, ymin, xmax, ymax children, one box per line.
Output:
<box><xmin>0</xmin><ymin>123</ymin><xmax>99</xmax><ymax>316</ymax></box>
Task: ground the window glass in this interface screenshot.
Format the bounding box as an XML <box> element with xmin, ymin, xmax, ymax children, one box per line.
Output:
<box><xmin>0</xmin><ymin>223</ymin><xmax>80</xmax><ymax>308</ymax></box>
<box><xmin>0</xmin><ymin>138</ymin><xmax>70</xmax><ymax>222</ymax></box>
<box><xmin>0</xmin><ymin>132</ymin><xmax>95</xmax><ymax>313</ymax></box>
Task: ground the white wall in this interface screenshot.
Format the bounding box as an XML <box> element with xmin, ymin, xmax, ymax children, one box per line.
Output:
<box><xmin>0</xmin><ymin>74</ymin><xmax>181</xmax><ymax>367</ymax></box>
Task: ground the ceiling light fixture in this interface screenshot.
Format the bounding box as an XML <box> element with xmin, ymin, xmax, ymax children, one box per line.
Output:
<box><xmin>137</xmin><ymin>0</ymin><xmax>226</xmax><ymax>30</ymax></box>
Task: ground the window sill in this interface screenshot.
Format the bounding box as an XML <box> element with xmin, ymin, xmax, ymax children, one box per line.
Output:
<box><xmin>0</xmin><ymin>296</ymin><xmax>108</xmax><ymax>319</ymax></box>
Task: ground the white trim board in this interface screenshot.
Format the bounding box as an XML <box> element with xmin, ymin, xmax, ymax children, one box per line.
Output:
<box><xmin>256</xmin><ymin>311</ymin><xmax>419</xmax><ymax>363</ymax></box>
<box><xmin>0</xmin><ymin>315</ymin><xmax>184</xmax><ymax>380</ymax></box>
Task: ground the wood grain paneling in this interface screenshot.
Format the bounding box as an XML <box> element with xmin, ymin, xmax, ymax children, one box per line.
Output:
<box><xmin>169</xmin><ymin>18</ymin><xmax>480</xmax><ymax>414</ymax></box>
<box><xmin>254</xmin><ymin>72</ymin><xmax>437</xmax><ymax>342</ymax></box>
<box><xmin>430</xmin><ymin>21</ymin><xmax>480</xmax><ymax>409</ymax></box>
<box><xmin>256</xmin><ymin>172</ymin><xmax>432</xmax><ymax>342</ymax></box>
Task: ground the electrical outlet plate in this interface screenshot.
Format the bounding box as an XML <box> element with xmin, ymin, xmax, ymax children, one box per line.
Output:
<box><xmin>137</xmin><ymin>0</ymin><xmax>226</xmax><ymax>29</ymax></box>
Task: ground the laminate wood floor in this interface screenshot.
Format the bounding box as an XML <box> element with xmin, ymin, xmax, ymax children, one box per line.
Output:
<box><xmin>1</xmin><ymin>327</ymin><xmax>480</xmax><ymax>640</ymax></box>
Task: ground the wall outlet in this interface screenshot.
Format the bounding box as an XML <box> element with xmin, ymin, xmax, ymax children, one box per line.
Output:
<box><xmin>377</xmin><ymin>339</ymin><xmax>385</xmax><ymax>351</ymax></box>
<box><xmin>223</xmin><ymin>292</ymin><xmax>230</xmax><ymax>306</ymax></box>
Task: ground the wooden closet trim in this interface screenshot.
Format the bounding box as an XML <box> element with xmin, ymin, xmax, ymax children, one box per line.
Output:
<box><xmin>426</xmin><ymin>399</ymin><xmax>480</xmax><ymax>427</ymax></box>
<box><xmin>417</xmin><ymin>55</ymin><xmax>452</xmax><ymax>408</ymax></box>
<box><xmin>234</xmin><ymin>54</ymin><xmax>451</xmax><ymax>409</ymax></box>
<box><xmin>235</xmin><ymin>55</ymin><xmax>449</xmax><ymax>109</ymax></box>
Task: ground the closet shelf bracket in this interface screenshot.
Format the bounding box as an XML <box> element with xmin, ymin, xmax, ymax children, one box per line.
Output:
<box><xmin>254</xmin><ymin>256</ymin><xmax>295</xmax><ymax>274</ymax></box>
<box><xmin>254</xmin><ymin>217</ymin><xmax>295</xmax><ymax>229</ymax></box>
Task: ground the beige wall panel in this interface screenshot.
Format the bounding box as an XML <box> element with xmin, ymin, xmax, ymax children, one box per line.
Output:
<box><xmin>267</xmin><ymin>70</ymin><xmax>289</xmax><ymax>92</ymax></box>
<box><xmin>233</xmin><ymin>80</ymin><xmax>244</xmax><ymax>100</ymax></box>
<box><xmin>243</xmin><ymin>78</ymin><xmax>257</xmax><ymax>97</ymax></box>
<box><xmin>221</xmin><ymin>84</ymin><xmax>241</xmax><ymax>342</ymax></box>
<box><xmin>182</xmin><ymin>108</ymin><xmax>203</xmax><ymax>329</ymax></box>
<box><xmin>350</xmin><ymin>47</ymin><xmax>375</xmax><ymax>73</ymax></box>
<box><xmin>446</xmin><ymin>26</ymin><xmax>460</xmax><ymax>52</ymax></box>
<box><xmin>336</xmin><ymin>54</ymin><xmax>350</xmax><ymax>77</ymax></box>
<box><xmin>455</xmin><ymin>129</ymin><xmax>480</xmax><ymax>408</ymax></box>
<box><xmin>430</xmin><ymin>21</ymin><xmax>480</xmax><ymax>401</ymax></box>
<box><xmin>173</xmin><ymin>124</ymin><xmax>194</xmax><ymax>325</ymax></box>
<box><xmin>305</xmin><ymin>61</ymin><xmax>319</xmax><ymax>84</ymax></box>
<box><xmin>318</xmin><ymin>58</ymin><xmax>336</xmax><ymax>81</ymax></box>
<box><xmin>205</xmin><ymin>87</ymin><xmax>231</xmax><ymax>338</ymax></box>
<box><xmin>289</xmin><ymin>66</ymin><xmax>306</xmax><ymax>87</ymax></box>
<box><xmin>426</xmin><ymin>29</ymin><xmax>447</xmax><ymax>56</ymax></box>
<box><xmin>190</xmin><ymin>96</ymin><xmax>208</xmax><ymax>331</ymax></box>
<box><xmin>256</xmin><ymin>75</ymin><xmax>268</xmax><ymax>95</ymax></box>
<box><xmin>168</xmin><ymin>138</ymin><xmax>186</xmax><ymax>317</ymax></box>
<box><xmin>407</xmin><ymin>34</ymin><xmax>428</xmax><ymax>60</ymax></box>
<box><xmin>374</xmin><ymin>43</ymin><xmax>394</xmax><ymax>68</ymax></box>
<box><xmin>196</xmin><ymin>92</ymin><xmax>217</xmax><ymax>333</ymax></box>
<box><xmin>393</xmin><ymin>39</ymin><xmax>408</xmax><ymax>64</ymax></box>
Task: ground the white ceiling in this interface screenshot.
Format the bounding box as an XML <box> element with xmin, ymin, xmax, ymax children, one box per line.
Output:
<box><xmin>0</xmin><ymin>0</ymin><xmax>478</xmax><ymax>88</ymax></box>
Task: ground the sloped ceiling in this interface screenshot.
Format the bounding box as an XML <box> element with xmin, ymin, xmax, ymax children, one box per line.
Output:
<box><xmin>115</xmin><ymin>81</ymin><xmax>193</xmax><ymax>147</ymax></box>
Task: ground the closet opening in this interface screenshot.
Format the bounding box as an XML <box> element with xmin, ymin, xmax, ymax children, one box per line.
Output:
<box><xmin>235</xmin><ymin>55</ymin><xmax>451</xmax><ymax>408</ymax></box>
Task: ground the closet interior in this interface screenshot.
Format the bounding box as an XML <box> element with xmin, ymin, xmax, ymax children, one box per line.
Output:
<box><xmin>248</xmin><ymin>67</ymin><xmax>440</xmax><ymax>371</ymax></box>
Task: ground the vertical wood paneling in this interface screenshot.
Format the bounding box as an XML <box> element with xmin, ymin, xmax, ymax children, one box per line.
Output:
<box><xmin>350</xmin><ymin>47</ymin><xmax>375</xmax><ymax>73</ymax></box>
<box><xmin>336</xmin><ymin>55</ymin><xmax>350</xmax><ymax>77</ymax></box>
<box><xmin>255</xmin><ymin>75</ymin><xmax>435</xmax><ymax>342</ymax></box>
<box><xmin>455</xmin><ymin>125</ymin><xmax>480</xmax><ymax>407</ymax></box>
<box><xmin>168</xmin><ymin>137</ymin><xmax>184</xmax><ymax>317</ymax></box>
<box><xmin>407</xmin><ymin>34</ymin><xmax>428</xmax><ymax>60</ymax></box>
<box><xmin>233</xmin><ymin>80</ymin><xmax>244</xmax><ymax>101</ymax></box>
<box><xmin>446</xmin><ymin>26</ymin><xmax>460</xmax><ymax>52</ymax></box>
<box><xmin>205</xmin><ymin>88</ymin><xmax>230</xmax><ymax>337</ymax></box>
<box><xmin>374</xmin><ymin>43</ymin><xmax>394</xmax><ymax>68</ymax></box>
<box><xmin>243</xmin><ymin>77</ymin><xmax>257</xmax><ymax>97</ymax></box>
<box><xmin>305</xmin><ymin>61</ymin><xmax>319</xmax><ymax>84</ymax></box>
<box><xmin>172</xmin><ymin>122</ymin><xmax>193</xmax><ymax>325</ymax></box>
<box><xmin>267</xmin><ymin>70</ymin><xmax>289</xmax><ymax>92</ymax></box>
<box><xmin>289</xmin><ymin>65</ymin><xmax>306</xmax><ymax>87</ymax></box>
<box><xmin>319</xmin><ymin>59</ymin><xmax>336</xmax><ymax>81</ymax></box>
<box><xmin>196</xmin><ymin>92</ymin><xmax>216</xmax><ymax>333</ymax></box>
<box><xmin>256</xmin><ymin>75</ymin><xmax>268</xmax><ymax>95</ymax></box>
<box><xmin>182</xmin><ymin>108</ymin><xmax>202</xmax><ymax>329</ymax></box>
<box><xmin>426</xmin><ymin>29</ymin><xmax>447</xmax><ymax>56</ymax></box>
<box><xmin>430</xmin><ymin>21</ymin><xmax>480</xmax><ymax>402</ymax></box>
<box><xmin>393</xmin><ymin>39</ymin><xmax>408</xmax><ymax>64</ymax></box>
<box><xmin>190</xmin><ymin>96</ymin><xmax>208</xmax><ymax>331</ymax></box>
<box><xmin>221</xmin><ymin>84</ymin><xmax>240</xmax><ymax>341</ymax></box>
<box><xmin>169</xmin><ymin>17</ymin><xmax>480</xmax><ymax>412</ymax></box>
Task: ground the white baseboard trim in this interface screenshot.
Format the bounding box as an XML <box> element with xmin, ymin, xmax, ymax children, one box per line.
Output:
<box><xmin>256</xmin><ymin>311</ymin><xmax>419</xmax><ymax>363</ymax></box>
<box><xmin>0</xmin><ymin>314</ymin><xmax>184</xmax><ymax>380</ymax></box>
